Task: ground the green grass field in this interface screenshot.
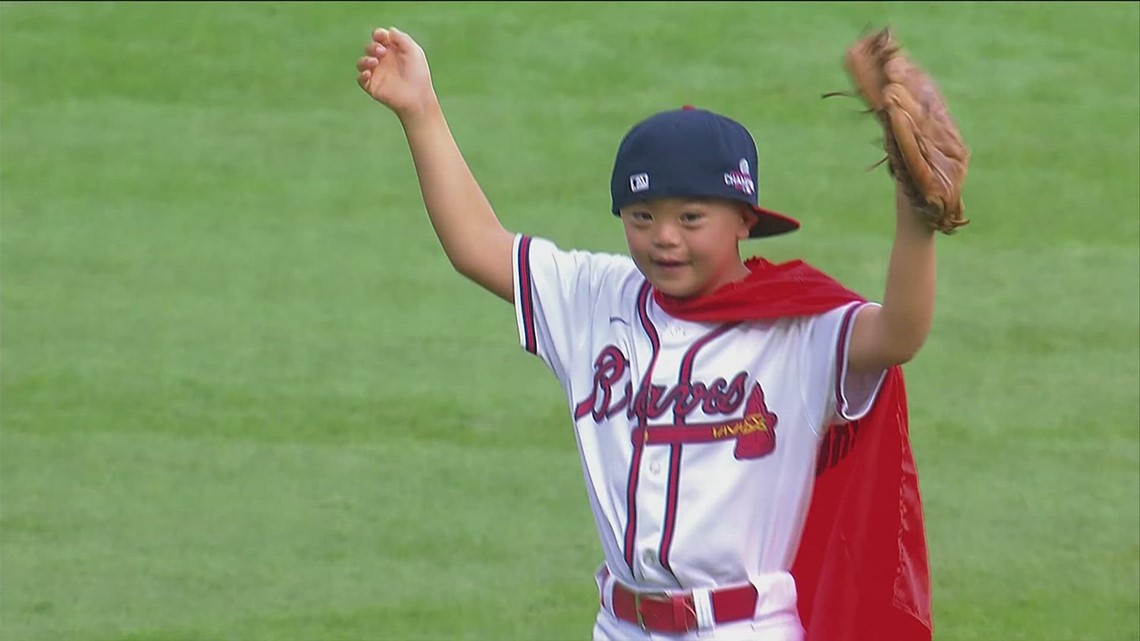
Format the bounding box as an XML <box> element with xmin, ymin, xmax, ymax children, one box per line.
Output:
<box><xmin>2</xmin><ymin>2</ymin><xmax>1138</xmax><ymax>640</ymax></box>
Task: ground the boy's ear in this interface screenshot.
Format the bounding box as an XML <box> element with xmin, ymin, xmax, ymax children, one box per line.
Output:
<box><xmin>738</xmin><ymin>205</ymin><xmax>759</xmax><ymax>240</ymax></box>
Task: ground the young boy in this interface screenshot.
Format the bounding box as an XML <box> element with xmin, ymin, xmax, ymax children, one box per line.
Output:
<box><xmin>357</xmin><ymin>26</ymin><xmax>934</xmax><ymax>641</ymax></box>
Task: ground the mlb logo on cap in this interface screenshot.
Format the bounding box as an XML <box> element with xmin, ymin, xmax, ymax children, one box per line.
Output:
<box><xmin>609</xmin><ymin>107</ymin><xmax>800</xmax><ymax>238</ymax></box>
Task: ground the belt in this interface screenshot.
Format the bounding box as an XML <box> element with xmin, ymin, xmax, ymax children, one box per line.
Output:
<box><xmin>603</xmin><ymin>571</ymin><xmax>759</xmax><ymax>633</ymax></box>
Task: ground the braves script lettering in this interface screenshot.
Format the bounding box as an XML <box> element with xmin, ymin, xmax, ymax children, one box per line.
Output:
<box><xmin>573</xmin><ymin>346</ymin><xmax>747</xmax><ymax>424</ymax></box>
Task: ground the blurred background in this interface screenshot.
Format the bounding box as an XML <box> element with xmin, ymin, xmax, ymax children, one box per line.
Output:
<box><xmin>2</xmin><ymin>2</ymin><xmax>1137</xmax><ymax>640</ymax></box>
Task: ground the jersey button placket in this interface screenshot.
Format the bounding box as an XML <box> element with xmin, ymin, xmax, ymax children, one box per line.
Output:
<box><xmin>634</xmin><ymin>435</ymin><xmax>669</xmax><ymax>582</ymax></box>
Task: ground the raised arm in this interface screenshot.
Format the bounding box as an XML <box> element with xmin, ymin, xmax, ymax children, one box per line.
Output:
<box><xmin>837</xmin><ymin>27</ymin><xmax>970</xmax><ymax>374</ymax></box>
<box><xmin>847</xmin><ymin>186</ymin><xmax>937</xmax><ymax>373</ymax></box>
<box><xmin>357</xmin><ymin>27</ymin><xmax>515</xmax><ymax>302</ymax></box>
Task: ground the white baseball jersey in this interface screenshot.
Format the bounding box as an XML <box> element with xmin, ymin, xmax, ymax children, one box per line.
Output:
<box><xmin>512</xmin><ymin>235</ymin><xmax>887</xmax><ymax>636</ymax></box>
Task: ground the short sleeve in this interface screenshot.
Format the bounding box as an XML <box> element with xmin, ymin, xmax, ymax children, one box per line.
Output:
<box><xmin>803</xmin><ymin>301</ymin><xmax>888</xmax><ymax>431</ymax></box>
<box><xmin>513</xmin><ymin>234</ymin><xmax>637</xmax><ymax>383</ymax></box>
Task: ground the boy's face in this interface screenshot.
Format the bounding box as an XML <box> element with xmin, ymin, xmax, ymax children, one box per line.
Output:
<box><xmin>619</xmin><ymin>197</ymin><xmax>757</xmax><ymax>299</ymax></box>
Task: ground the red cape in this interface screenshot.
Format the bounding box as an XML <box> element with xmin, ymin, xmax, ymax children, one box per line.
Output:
<box><xmin>655</xmin><ymin>257</ymin><xmax>933</xmax><ymax>641</ymax></box>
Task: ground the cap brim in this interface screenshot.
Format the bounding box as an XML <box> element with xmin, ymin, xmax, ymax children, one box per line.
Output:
<box><xmin>749</xmin><ymin>205</ymin><xmax>801</xmax><ymax>238</ymax></box>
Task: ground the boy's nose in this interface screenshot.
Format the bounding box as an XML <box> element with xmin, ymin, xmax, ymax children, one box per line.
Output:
<box><xmin>652</xmin><ymin>222</ymin><xmax>681</xmax><ymax>247</ymax></box>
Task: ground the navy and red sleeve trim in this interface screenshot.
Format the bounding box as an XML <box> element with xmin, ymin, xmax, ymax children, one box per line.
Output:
<box><xmin>516</xmin><ymin>235</ymin><xmax>538</xmax><ymax>355</ymax></box>
<box><xmin>833</xmin><ymin>302</ymin><xmax>863</xmax><ymax>417</ymax></box>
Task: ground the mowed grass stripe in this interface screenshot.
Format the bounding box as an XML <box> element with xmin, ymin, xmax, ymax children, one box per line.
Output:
<box><xmin>4</xmin><ymin>239</ymin><xmax>1135</xmax><ymax>447</ymax></box>
<box><xmin>3</xmin><ymin>429</ymin><xmax>598</xmax><ymax>641</ymax></box>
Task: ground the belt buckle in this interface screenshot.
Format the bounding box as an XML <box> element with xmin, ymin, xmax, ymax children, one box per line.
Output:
<box><xmin>633</xmin><ymin>590</ymin><xmax>695</xmax><ymax>632</ymax></box>
<box><xmin>633</xmin><ymin>590</ymin><xmax>668</xmax><ymax>631</ymax></box>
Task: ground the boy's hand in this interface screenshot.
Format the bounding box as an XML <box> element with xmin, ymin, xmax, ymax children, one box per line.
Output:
<box><xmin>356</xmin><ymin>27</ymin><xmax>438</xmax><ymax>121</ymax></box>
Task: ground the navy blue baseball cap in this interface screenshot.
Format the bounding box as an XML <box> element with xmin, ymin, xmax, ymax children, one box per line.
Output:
<box><xmin>610</xmin><ymin>106</ymin><xmax>800</xmax><ymax>238</ymax></box>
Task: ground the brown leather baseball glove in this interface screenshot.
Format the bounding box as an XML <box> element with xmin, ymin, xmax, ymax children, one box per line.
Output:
<box><xmin>831</xmin><ymin>27</ymin><xmax>971</xmax><ymax>234</ymax></box>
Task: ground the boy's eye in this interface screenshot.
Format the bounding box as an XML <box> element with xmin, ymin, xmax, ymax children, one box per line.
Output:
<box><xmin>681</xmin><ymin>212</ymin><xmax>704</xmax><ymax>224</ymax></box>
<box><xmin>630</xmin><ymin>211</ymin><xmax>652</xmax><ymax>222</ymax></box>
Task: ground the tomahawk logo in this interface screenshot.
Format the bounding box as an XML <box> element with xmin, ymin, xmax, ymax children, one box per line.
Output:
<box><xmin>724</xmin><ymin>158</ymin><xmax>755</xmax><ymax>195</ymax></box>
<box><xmin>630</xmin><ymin>172</ymin><xmax>650</xmax><ymax>193</ymax></box>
